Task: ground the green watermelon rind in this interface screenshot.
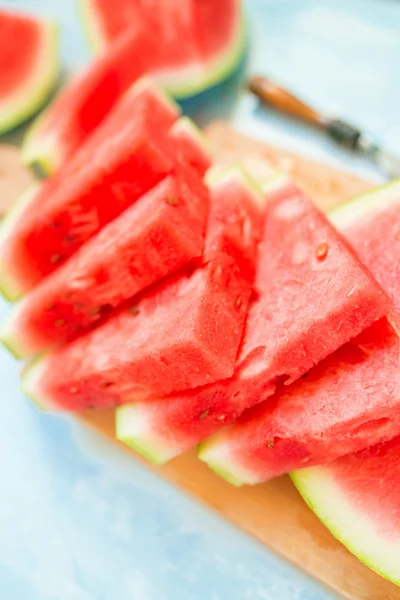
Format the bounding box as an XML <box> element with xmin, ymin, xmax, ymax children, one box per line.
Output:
<box><xmin>116</xmin><ymin>404</ymin><xmax>175</xmax><ymax>465</ymax></box>
<box><xmin>0</xmin><ymin>183</ymin><xmax>41</xmax><ymax>301</ymax></box>
<box><xmin>329</xmin><ymin>178</ymin><xmax>400</xmax><ymax>227</ymax></box>
<box><xmin>156</xmin><ymin>14</ymin><xmax>247</xmax><ymax>100</ymax></box>
<box><xmin>290</xmin><ymin>468</ymin><xmax>400</xmax><ymax>586</ymax></box>
<box><xmin>260</xmin><ymin>171</ymin><xmax>292</xmax><ymax>195</ymax></box>
<box><xmin>79</xmin><ymin>0</ymin><xmax>246</xmax><ymax>100</ymax></box>
<box><xmin>21</xmin><ymin>355</ymin><xmax>57</xmax><ymax>412</ymax></box>
<box><xmin>197</xmin><ymin>438</ymin><xmax>250</xmax><ymax>487</ymax></box>
<box><xmin>0</xmin><ymin>21</ymin><xmax>59</xmax><ymax>136</ymax></box>
<box><xmin>78</xmin><ymin>0</ymin><xmax>106</xmax><ymax>55</ymax></box>
<box><xmin>0</xmin><ymin>301</ymin><xmax>32</xmax><ymax>360</ymax></box>
<box><xmin>21</xmin><ymin>108</ymin><xmax>63</xmax><ymax>175</ymax></box>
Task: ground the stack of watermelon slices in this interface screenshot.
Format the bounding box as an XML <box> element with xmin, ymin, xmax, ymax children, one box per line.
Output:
<box><xmin>2</xmin><ymin>77</ymin><xmax>399</xmax><ymax>473</ymax></box>
<box><xmin>3</xmin><ymin>77</ymin><xmax>400</xmax><ymax>589</ymax></box>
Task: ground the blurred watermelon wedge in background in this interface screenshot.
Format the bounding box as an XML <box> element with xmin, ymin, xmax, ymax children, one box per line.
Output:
<box><xmin>22</xmin><ymin>0</ymin><xmax>245</xmax><ymax>173</ymax></box>
<box><xmin>0</xmin><ymin>9</ymin><xmax>59</xmax><ymax>135</ymax></box>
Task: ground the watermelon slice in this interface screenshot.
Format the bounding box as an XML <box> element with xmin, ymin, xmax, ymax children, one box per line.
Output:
<box><xmin>199</xmin><ymin>318</ymin><xmax>400</xmax><ymax>485</ymax></box>
<box><xmin>22</xmin><ymin>166</ymin><xmax>262</xmax><ymax>411</ymax></box>
<box><xmin>81</xmin><ymin>0</ymin><xmax>244</xmax><ymax>95</ymax></box>
<box><xmin>0</xmin><ymin>78</ymin><xmax>180</xmax><ymax>301</ymax></box>
<box><xmin>199</xmin><ymin>180</ymin><xmax>400</xmax><ymax>485</ymax></box>
<box><xmin>0</xmin><ymin>166</ymin><xmax>209</xmax><ymax>359</ymax></box>
<box><xmin>291</xmin><ymin>436</ymin><xmax>400</xmax><ymax>586</ymax></box>
<box><xmin>115</xmin><ymin>175</ymin><xmax>391</xmax><ymax>464</ymax></box>
<box><xmin>0</xmin><ymin>10</ymin><xmax>59</xmax><ymax>135</ymax></box>
<box><xmin>23</xmin><ymin>0</ymin><xmax>244</xmax><ymax>172</ymax></box>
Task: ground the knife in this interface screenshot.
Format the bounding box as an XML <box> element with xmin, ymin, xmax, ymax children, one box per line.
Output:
<box><xmin>249</xmin><ymin>75</ymin><xmax>400</xmax><ymax>179</ymax></box>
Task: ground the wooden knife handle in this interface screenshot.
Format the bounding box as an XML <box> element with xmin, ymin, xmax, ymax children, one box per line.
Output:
<box><xmin>249</xmin><ymin>75</ymin><xmax>327</xmax><ymax>128</ymax></box>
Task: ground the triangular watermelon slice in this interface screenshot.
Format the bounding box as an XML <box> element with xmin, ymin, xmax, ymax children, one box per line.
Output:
<box><xmin>115</xmin><ymin>175</ymin><xmax>391</xmax><ymax>464</ymax></box>
<box><xmin>199</xmin><ymin>180</ymin><xmax>400</xmax><ymax>486</ymax></box>
<box><xmin>21</xmin><ymin>166</ymin><xmax>263</xmax><ymax>411</ymax></box>
<box><xmin>22</xmin><ymin>0</ymin><xmax>244</xmax><ymax>172</ymax></box>
<box><xmin>0</xmin><ymin>165</ymin><xmax>209</xmax><ymax>359</ymax></box>
<box><xmin>0</xmin><ymin>78</ymin><xmax>180</xmax><ymax>301</ymax></box>
<box><xmin>291</xmin><ymin>435</ymin><xmax>400</xmax><ymax>587</ymax></box>
<box><xmin>0</xmin><ymin>9</ymin><xmax>59</xmax><ymax>135</ymax></box>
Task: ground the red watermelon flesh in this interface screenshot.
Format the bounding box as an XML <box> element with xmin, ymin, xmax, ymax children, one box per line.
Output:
<box><xmin>115</xmin><ymin>175</ymin><xmax>391</xmax><ymax>463</ymax></box>
<box><xmin>0</xmin><ymin>10</ymin><xmax>59</xmax><ymax>135</ymax></box>
<box><xmin>199</xmin><ymin>179</ymin><xmax>400</xmax><ymax>485</ymax></box>
<box><xmin>194</xmin><ymin>0</ymin><xmax>242</xmax><ymax>63</ymax></box>
<box><xmin>83</xmin><ymin>0</ymin><xmax>200</xmax><ymax>69</ymax></box>
<box><xmin>291</xmin><ymin>436</ymin><xmax>400</xmax><ymax>585</ymax></box>
<box><xmin>199</xmin><ymin>318</ymin><xmax>400</xmax><ymax>485</ymax></box>
<box><xmin>0</xmin><ymin>79</ymin><xmax>179</xmax><ymax>301</ymax></box>
<box><xmin>82</xmin><ymin>0</ymin><xmax>243</xmax><ymax>70</ymax></box>
<box><xmin>1</xmin><ymin>166</ymin><xmax>209</xmax><ymax>359</ymax></box>
<box><xmin>22</xmin><ymin>167</ymin><xmax>262</xmax><ymax>411</ymax></box>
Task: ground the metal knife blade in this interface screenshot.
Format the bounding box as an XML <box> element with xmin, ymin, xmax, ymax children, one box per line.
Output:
<box><xmin>356</xmin><ymin>135</ymin><xmax>400</xmax><ymax>179</ymax></box>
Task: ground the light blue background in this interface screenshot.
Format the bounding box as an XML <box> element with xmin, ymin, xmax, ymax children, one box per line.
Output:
<box><xmin>1</xmin><ymin>1</ymin><xmax>399</xmax><ymax>598</ymax></box>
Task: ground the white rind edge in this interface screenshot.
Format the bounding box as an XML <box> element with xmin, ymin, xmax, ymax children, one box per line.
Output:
<box><xmin>22</xmin><ymin>357</ymin><xmax>59</xmax><ymax>412</ymax></box>
<box><xmin>0</xmin><ymin>183</ymin><xmax>42</xmax><ymax>301</ymax></box>
<box><xmin>329</xmin><ymin>179</ymin><xmax>400</xmax><ymax>227</ymax></box>
<box><xmin>0</xmin><ymin>301</ymin><xmax>28</xmax><ymax>359</ymax></box>
<box><xmin>197</xmin><ymin>438</ymin><xmax>257</xmax><ymax>487</ymax></box>
<box><xmin>116</xmin><ymin>404</ymin><xmax>177</xmax><ymax>465</ymax></box>
<box><xmin>291</xmin><ymin>466</ymin><xmax>400</xmax><ymax>585</ymax></box>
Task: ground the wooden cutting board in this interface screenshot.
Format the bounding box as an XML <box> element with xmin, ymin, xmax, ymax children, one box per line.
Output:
<box><xmin>2</xmin><ymin>123</ymin><xmax>397</xmax><ymax>600</ymax></box>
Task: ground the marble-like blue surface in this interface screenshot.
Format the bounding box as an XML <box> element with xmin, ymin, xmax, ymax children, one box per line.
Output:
<box><xmin>0</xmin><ymin>1</ymin><xmax>399</xmax><ymax>598</ymax></box>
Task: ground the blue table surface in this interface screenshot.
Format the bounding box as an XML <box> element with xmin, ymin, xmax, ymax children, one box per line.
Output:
<box><xmin>1</xmin><ymin>1</ymin><xmax>399</xmax><ymax>598</ymax></box>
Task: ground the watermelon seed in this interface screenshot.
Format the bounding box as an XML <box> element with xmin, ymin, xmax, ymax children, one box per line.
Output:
<box><xmin>50</xmin><ymin>254</ymin><xmax>62</xmax><ymax>265</ymax></box>
<box><xmin>235</xmin><ymin>295</ymin><xmax>243</xmax><ymax>310</ymax></box>
<box><xmin>266</xmin><ymin>439</ymin><xmax>275</xmax><ymax>449</ymax></box>
<box><xmin>46</xmin><ymin>304</ymin><xmax>56</xmax><ymax>311</ymax></box>
<box><xmin>55</xmin><ymin>319</ymin><xmax>65</xmax><ymax>327</ymax></box>
<box><xmin>129</xmin><ymin>304</ymin><xmax>140</xmax><ymax>316</ymax></box>
<box><xmin>64</xmin><ymin>234</ymin><xmax>77</xmax><ymax>244</ymax></box>
<box><xmin>88</xmin><ymin>307</ymin><xmax>100</xmax><ymax>316</ymax></box>
<box><xmin>198</xmin><ymin>409</ymin><xmax>209</xmax><ymax>420</ymax></box>
<box><xmin>315</xmin><ymin>243</ymin><xmax>329</xmax><ymax>261</ymax></box>
<box><xmin>165</xmin><ymin>195</ymin><xmax>179</xmax><ymax>206</ymax></box>
<box><xmin>100</xmin><ymin>382</ymin><xmax>112</xmax><ymax>389</ymax></box>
